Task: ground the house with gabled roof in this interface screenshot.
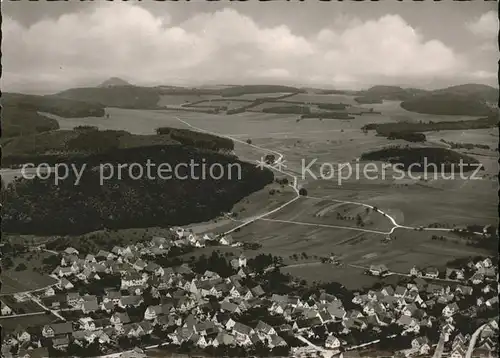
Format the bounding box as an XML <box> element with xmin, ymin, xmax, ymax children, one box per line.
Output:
<box><xmin>220</xmin><ymin>301</ymin><xmax>241</xmax><ymax>314</ymax></box>
<box><xmin>111</xmin><ymin>312</ymin><xmax>131</xmax><ymax>326</ymax></box>
<box><xmin>424</xmin><ymin>267</ymin><xmax>439</xmax><ymax>279</ymax></box>
<box><xmin>450</xmin><ymin>343</ymin><xmax>466</xmax><ymax>358</ymax></box>
<box><xmin>269</xmin><ymin>334</ymin><xmax>287</xmax><ymax>348</ymax></box>
<box><xmin>211</xmin><ymin>332</ymin><xmax>235</xmax><ymax>347</ymax></box>
<box><xmin>52</xmin><ymin>335</ymin><xmax>70</xmax><ymax>350</ymax></box>
<box><xmin>51</xmin><ymin>266</ymin><xmax>73</xmax><ymax>278</ymax></box>
<box><xmin>118</xmin><ymin>295</ymin><xmax>143</xmax><ymax>308</ymax></box>
<box><xmin>455</xmin><ymin>285</ymin><xmax>473</xmax><ymax>296</ymax></box>
<box><xmin>369</xmin><ymin>264</ymin><xmax>389</xmax><ymax>276</ymax></box>
<box><xmin>394</xmin><ymin>286</ymin><xmax>408</xmax><ymax>297</ymax></box>
<box><xmin>96</xmin><ymin>250</ymin><xmax>114</xmax><ymax>260</ymax></box>
<box><xmin>325</xmin><ymin>334</ymin><xmax>341</xmax><ymax>349</ymax></box>
<box><xmin>121</xmin><ymin>271</ymin><xmax>146</xmax><ymax>289</ymax></box>
<box><xmin>232</xmin><ymin>322</ymin><xmax>254</xmax><ymax>345</ymax></box>
<box><xmin>397</xmin><ymin>315</ymin><xmax>419</xmax><ymax>331</ymax></box>
<box><xmin>442</xmin><ymin>302</ymin><xmax>460</xmax><ymax>317</ymax></box>
<box><xmin>255</xmin><ymin>320</ymin><xmax>277</xmax><ymax>336</ymax></box>
<box><xmin>446</xmin><ymin>268</ymin><xmax>465</xmax><ymax>280</ymax></box>
<box><xmin>82</xmin><ymin>300</ymin><xmax>99</xmax><ymax>314</ymax></box>
<box><xmin>470</xmin><ymin>272</ymin><xmax>485</xmax><ymax>284</ymax></box>
<box><xmin>42</xmin><ymin>322</ymin><xmax>73</xmax><ymax>338</ymax></box>
<box><xmin>64</xmin><ymin>247</ymin><xmax>79</xmax><ymax>256</ymax></box>
<box><xmin>411</xmin><ymin>336</ymin><xmax>431</xmax><ymax>355</ymax></box>
<box><xmin>409</xmin><ymin>266</ymin><xmax>421</xmax><ymax>277</ymax></box>
<box><xmin>380</xmin><ymin>286</ymin><xmax>395</xmax><ymax>296</ymax></box>
<box><xmin>427</xmin><ymin>283</ymin><xmax>445</xmax><ymax>296</ymax></box>
<box><xmin>219</xmin><ymin>235</ymin><xmax>234</xmax><ymax>246</ymax></box>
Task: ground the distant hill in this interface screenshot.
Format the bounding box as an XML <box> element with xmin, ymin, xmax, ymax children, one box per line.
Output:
<box><xmin>431</xmin><ymin>84</ymin><xmax>498</xmax><ymax>103</ymax></box>
<box><xmin>400</xmin><ymin>92</ymin><xmax>495</xmax><ymax>116</ymax></box>
<box><xmin>98</xmin><ymin>77</ymin><xmax>131</xmax><ymax>88</ymax></box>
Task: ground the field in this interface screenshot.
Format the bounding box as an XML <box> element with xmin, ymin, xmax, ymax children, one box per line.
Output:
<box><xmin>0</xmin><ymin>312</ymin><xmax>59</xmax><ymax>332</ymax></box>
<box><xmin>1</xmin><ymin>295</ymin><xmax>44</xmax><ymax>314</ymax></box>
<box><xmin>1</xmin><ymin>252</ymin><xmax>58</xmax><ymax>294</ymax></box>
<box><xmin>426</xmin><ymin>128</ymin><xmax>498</xmax><ymax>148</ymax></box>
<box><xmin>265</xmin><ymin>197</ymin><xmax>394</xmax><ymax>233</ymax></box>
<box><xmin>21</xmin><ymin>97</ymin><xmax>497</xmax><ymax>289</ymax></box>
<box><xmin>282</xmin><ymin>264</ymin><xmax>381</xmax><ymax>290</ymax></box>
<box><xmin>157</xmin><ymin>94</ymin><xmax>220</xmax><ymax>106</ymax></box>
<box><xmin>361</xmin><ymin>100</ymin><xmax>483</xmax><ymax>123</ymax></box>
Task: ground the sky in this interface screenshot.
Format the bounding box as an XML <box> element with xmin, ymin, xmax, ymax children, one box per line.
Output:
<box><xmin>2</xmin><ymin>0</ymin><xmax>498</xmax><ymax>93</ymax></box>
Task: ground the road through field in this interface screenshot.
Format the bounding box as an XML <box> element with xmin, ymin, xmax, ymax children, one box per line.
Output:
<box><xmin>171</xmin><ymin>115</ymin><xmax>483</xmax><ymax>240</ymax></box>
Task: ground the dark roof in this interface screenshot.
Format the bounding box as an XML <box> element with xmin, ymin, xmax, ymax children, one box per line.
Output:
<box><xmin>48</xmin><ymin>323</ymin><xmax>73</xmax><ymax>335</ymax></box>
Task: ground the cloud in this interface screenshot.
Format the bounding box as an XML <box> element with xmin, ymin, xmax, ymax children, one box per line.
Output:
<box><xmin>2</xmin><ymin>4</ymin><xmax>477</xmax><ymax>92</ymax></box>
<box><xmin>467</xmin><ymin>11</ymin><xmax>497</xmax><ymax>38</ymax></box>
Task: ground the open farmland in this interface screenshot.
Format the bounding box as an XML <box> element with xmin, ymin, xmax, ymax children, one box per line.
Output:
<box><xmin>426</xmin><ymin>128</ymin><xmax>498</xmax><ymax>148</ymax></box>
<box><xmin>265</xmin><ymin>196</ymin><xmax>394</xmax><ymax>233</ymax></box>
<box><xmin>1</xmin><ymin>252</ymin><xmax>58</xmax><ymax>294</ymax></box>
<box><xmin>283</xmin><ymin>93</ymin><xmax>358</xmax><ymax>105</ymax></box>
<box><xmin>363</xmin><ymin>100</ymin><xmax>485</xmax><ymax>123</ymax></box>
<box><xmin>47</xmin><ymin>107</ymin><xmax>498</xmax><ymax>231</ymax></box>
<box><xmin>43</xmin><ymin>102</ymin><xmax>498</xmax><ymax>290</ymax></box>
<box><xmin>157</xmin><ymin>94</ymin><xmax>221</xmax><ymax>106</ymax></box>
<box><xmin>187</xmin><ymin>99</ymin><xmax>252</xmax><ymax>110</ymax></box>
<box><xmin>0</xmin><ymin>313</ymin><xmax>60</xmax><ymax>332</ymax></box>
<box><xmin>351</xmin><ymin>228</ymin><xmax>492</xmax><ymax>273</ymax></box>
<box><xmin>282</xmin><ymin>264</ymin><xmax>380</xmax><ymax>290</ymax></box>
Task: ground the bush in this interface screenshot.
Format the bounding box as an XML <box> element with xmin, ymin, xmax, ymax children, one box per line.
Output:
<box><xmin>15</xmin><ymin>263</ymin><xmax>28</xmax><ymax>271</ymax></box>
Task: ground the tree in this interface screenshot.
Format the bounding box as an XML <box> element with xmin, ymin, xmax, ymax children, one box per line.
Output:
<box><xmin>299</xmin><ymin>188</ymin><xmax>308</xmax><ymax>196</ymax></box>
<box><xmin>15</xmin><ymin>263</ymin><xmax>27</xmax><ymax>271</ymax></box>
<box><xmin>246</xmin><ymin>139</ymin><xmax>252</xmax><ymax>144</ymax></box>
<box><xmin>355</xmin><ymin>214</ymin><xmax>363</xmax><ymax>227</ymax></box>
<box><xmin>2</xmin><ymin>257</ymin><xmax>14</xmax><ymax>270</ymax></box>
<box><xmin>264</xmin><ymin>154</ymin><xmax>276</xmax><ymax>164</ymax></box>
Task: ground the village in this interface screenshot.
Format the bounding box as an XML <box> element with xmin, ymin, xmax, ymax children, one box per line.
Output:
<box><xmin>1</xmin><ymin>227</ymin><xmax>498</xmax><ymax>358</ymax></box>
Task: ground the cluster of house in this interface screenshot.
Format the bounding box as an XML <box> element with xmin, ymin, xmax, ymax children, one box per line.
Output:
<box><xmin>1</xmin><ymin>235</ymin><xmax>288</xmax><ymax>357</ymax></box>
<box><xmin>1</xmin><ymin>233</ymin><xmax>498</xmax><ymax>358</ymax></box>
<box><xmin>369</xmin><ymin>257</ymin><xmax>497</xmax><ymax>283</ymax></box>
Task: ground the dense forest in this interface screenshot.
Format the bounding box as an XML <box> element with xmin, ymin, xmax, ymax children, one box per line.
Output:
<box><xmin>1</xmin><ymin>93</ymin><xmax>107</xmax><ymax>138</ymax></box>
<box><xmin>2</xmin><ymin>127</ymin><xmax>235</xmax><ymax>165</ymax></box>
<box><xmin>2</xmin><ymin>145</ymin><xmax>273</xmax><ymax>235</ymax></box>
<box><xmin>3</xmin><ymin>93</ymin><xmax>105</xmax><ymax>118</ymax></box>
<box><xmin>1</xmin><ymin>106</ymin><xmax>60</xmax><ymax>138</ymax></box>
<box><xmin>360</xmin><ymin>146</ymin><xmax>482</xmax><ymax>172</ymax></box>
<box><xmin>386</xmin><ymin>131</ymin><xmax>426</xmax><ymax>142</ymax></box>
<box><xmin>156</xmin><ymin>127</ymin><xmax>234</xmax><ymax>152</ymax></box>
<box><xmin>362</xmin><ymin>114</ymin><xmax>498</xmax><ymax>135</ymax></box>
<box><xmin>400</xmin><ymin>93</ymin><xmax>494</xmax><ymax>116</ymax></box>
<box><xmin>301</xmin><ymin>112</ymin><xmax>354</xmax><ymax>120</ymax></box>
<box><xmin>354</xmin><ymin>96</ymin><xmax>383</xmax><ymax>104</ymax></box>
